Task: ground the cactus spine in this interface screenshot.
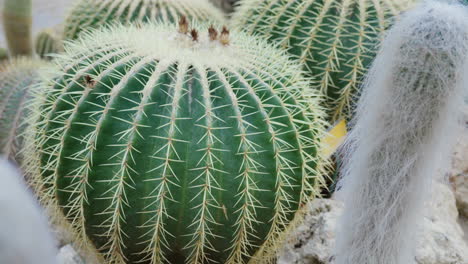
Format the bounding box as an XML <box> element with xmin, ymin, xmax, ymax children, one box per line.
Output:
<box><xmin>232</xmin><ymin>0</ymin><xmax>413</xmax><ymax>123</ymax></box>
<box><xmin>2</xmin><ymin>0</ymin><xmax>32</xmax><ymax>56</ymax></box>
<box><xmin>35</xmin><ymin>28</ymin><xmax>63</xmax><ymax>60</ymax></box>
<box><xmin>23</xmin><ymin>20</ymin><xmax>327</xmax><ymax>264</ymax></box>
<box><xmin>0</xmin><ymin>58</ymin><xmax>46</xmax><ymax>162</ymax></box>
<box><xmin>63</xmin><ymin>0</ymin><xmax>225</xmax><ymax>40</ymax></box>
<box><xmin>335</xmin><ymin>1</ymin><xmax>468</xmax><ymax>263</ymax></box>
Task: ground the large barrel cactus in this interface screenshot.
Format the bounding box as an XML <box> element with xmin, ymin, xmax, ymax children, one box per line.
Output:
<box><xmin>0</xmin><ymin>58</ymin><xmax>45</xmax><ymax>161</ymax></box>
<box><xmin>232</xmin><ymin>0</ymin><xmax>413</xmax><ymax>122</ymax></box>
<box><xmin>64</xmin><ymin>0</ymin><xmax>225</xmax><ymax>40</ymax></box>
<box><xmin>23</xmin><ymin>20</ymin><xmax>326</xmax><ymax>264</ymax></box>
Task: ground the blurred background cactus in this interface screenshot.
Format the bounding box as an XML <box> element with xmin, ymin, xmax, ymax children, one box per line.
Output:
<box><xmin>63</xmin><ymin>0</ymin><xmax>225</xmax><ymax>40</ymax></box>
<box><xmin>232</xmin><ymin>0</ymin><xmax>414</xmax><ymax>123</ymax></box>
<box><xmin>0</xmin><ymin>158</ymin><xmax>57</xmax><ymax>264</ymax></box>
<box><xmin>0</xmin><ymin>58</ymin><xmax>46</xmax><ymax>162</ymax></box>
<box><xmin>2</xmin><ymin>0</ymin><xmax>32</xmax><ymax>57</ymax></box>
<box><xmin>209</xmin><ymin>0</ymin><xmax>240</xmax><ymax>13</ymax></box>
<box><xmin>35</xmin><ymin>26</ymin><xmax>63</xmax><ymax>60</ymax></box>
<box><xmin>23</xmin><ymin>20</ymin><xmax>327</xmax><ymax>264</ymax></box>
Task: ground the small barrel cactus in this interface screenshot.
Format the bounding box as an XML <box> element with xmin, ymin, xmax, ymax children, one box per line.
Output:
<box><xmin>63</xmin><ymin>0</ymin><xmax>225</xmax><ymax>40</ymax></box>
<box><xmin>2</xmin><ymin>0</ymin><xmax>33</xmax><ymax>56</ymax></box>
<box><xmin>335</xmin><ymin>1</ymin><xmax>468</xmax><ymax>263</ymax></box>
<box><xmin>35</xmin><ymin>28</ymin><xmax>63</xmax><ymax>60</ymax></box>
<box><xmin>232</xmin><ymin>0</ymin><xmax>413</xmax><ymax>123</ymax></box>
<box><xmin>23</xmin><ymin>19</ymin><xmax>326</xmax><ymax>264</ymax></box>
<box><xmin>0</xmin><ymin>58</ymin><xmax>46</xmax><ymax>162</ymax></box>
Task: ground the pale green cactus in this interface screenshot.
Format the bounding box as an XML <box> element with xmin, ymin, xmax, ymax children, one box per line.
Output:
<box><xmin>22</xmin><ymin>20</ymin><xmax>327</xmax><ymax>264</ymax></box>
<box><xmin>0</xmin><ymin>58</ymin><xmax>46</xmax><ymax>162</ymax></box>
<box><xmin>232</xmin><ymin>0</ymin><xmax>414</xmax><ymax>123</ymax></box>
<box><xmin>2</xmin><ymin>0</ymin><xmax>32</xmax><ymax>56</ymax></box>
<box><xmin>63</xmin><ymin>0</ymin><xmax>226</xmax><ymax>40</ymax></box>
<box><xmin>35</xmin><ymin>28</ymin><xmax>63</xmax><ymax>60</ymax></box>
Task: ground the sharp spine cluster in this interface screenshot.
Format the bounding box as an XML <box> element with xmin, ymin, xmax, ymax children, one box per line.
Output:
<box><xmin>23</xmin><ymin>20</ymin><xmax>327</xmax><ymax>264</ymax></box>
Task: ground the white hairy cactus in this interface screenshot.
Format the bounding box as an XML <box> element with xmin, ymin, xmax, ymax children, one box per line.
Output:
<box><xmin>0</xmin><ymin>158</ymin><xmax>57</xmax><ymax>264</ymax></box>
<box><xmin>334</xmin><ymin>1</ymin><xmax>468</xmax><ymax>264</ymax></box>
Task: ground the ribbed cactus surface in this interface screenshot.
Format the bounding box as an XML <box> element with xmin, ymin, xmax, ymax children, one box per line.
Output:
<box><xmin>64</xmin><ymin>0</ymin><xmax>225</xmax><ymax>40</ymax></box>
<box><xmin>232</xmin><ymin>0</ymin><xmax>413</xmax><ymax>122</ymax></box>
<box><xmin>35</xmin><ymin>28</ymin><xmax>63</xmax><ymax>60</ymax></box>
<box><xmin>0</xmin><ymin>58</ymin><xmax>45</xmax><ymax>161</ymax></box>
<box><xmin>2</xmin><ymin>0</ymin><xmax>32</xmax><ymax>56</ymax></box>
<box><xmin>24</xmin><ymin>20</ymin><xmax>326</xmax><ymax>264</ymax></box>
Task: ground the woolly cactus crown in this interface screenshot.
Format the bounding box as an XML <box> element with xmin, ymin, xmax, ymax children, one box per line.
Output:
<box><xmin>231</xmin><ymin>0</ymin><xmax>413</xmax><ymax>122</ymax></box>
<box><xmin>23</xmin><ymin>20</ymin><xmax>327</xmax><ymax>264</ymax></box>
<box><xmin>64</xmin><ymin>0</ymin><xmax>225</xmax><ymax>40</ymax></box>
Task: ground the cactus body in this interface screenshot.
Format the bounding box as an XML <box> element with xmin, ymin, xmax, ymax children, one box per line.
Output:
<box><xmin>64</xmin><ymin>0</ymin><xmax>225</xmax><ymax>40</ymax></box>
<box><xmin>23</xmin><ymin>21</ymin><xmax>326</xmax><ymax>264</ymax></box>
<box><xmin>2</xmin><ymin>0</ymin><xmax>32</xmax><ymax>56</ymax></box>
<box><xmin>210</xmin><ymin>0</ymin><xmax>240</xmax><ymax>13</ymax></box>
<box><xmin>335</xmin><ymin>2</ymin><xmax>468</xmax><ymax>263</ymax></box>
<box><xmin>0</xmin><ymin>58</ymin><xmax>45</xmax><ymax>162</ymax></box>
<box><xmin>232</xmin><ymin>0</ymin><xmax>413</xmax><ymax>123</ymax></box>
<box><xmin>35</xmin><ymin>28</ymin><xmax>63</xmax><ymax>60</ymax></box>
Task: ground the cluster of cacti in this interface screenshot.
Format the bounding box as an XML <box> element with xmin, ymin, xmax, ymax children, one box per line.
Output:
<box><xmin>231</xmin><ymin>0</ymin><xmax>413</xmax><ymax>122</ymax></box>
<box><xmin>334</xmin><ymin>1</ymin><xmax>468</xmax><ymax>263</ymax></box>
<box><xmin>22</xmin><ymin>19</ymin><xmax>327</xmax><ymax>264</ymax></box>
<box><xmin>63</xmin><ymin>0</ymin><xmax>225</xmax><ymax>40</ymax></box>
<box><xmin>0</xmin><ymin>158</ymin><xmax>57</xmax><ymax>264</ymax></box>
<box><xmin>35</xmin><ymin>27</ymin><xmax>63</xmax><ymax>60</ymax></box>
<box><xmin>0</xmin><ymin>58</ymin><xmax>47</xmax><ymax>162</ymax></box>
<box><xmin>2</xmin><ymin>0</ymin><xmax>32</xmax><ymax>56</ymax></box>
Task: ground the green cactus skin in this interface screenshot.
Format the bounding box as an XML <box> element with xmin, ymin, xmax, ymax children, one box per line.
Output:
<box><xmin>63</xmin><ymin>0</ymin><xmax>225</xmax><ymax>40</ymax></box>
<box><xmin>0</xmin><ymin>48</ymin><xmax>7</xmax><ymax>61</ymax></box>
<box><xmin>2</xmin><ymin>0</ymin><xmax>32</xmax><ymax>57</ymax></box>
<box><xmin>23</xmin><ymin>21</ymin><xmax>327</xmax><ymax>264</ymax></box>
<box><xmin>231</xmin><ymin>0</ymin><xmax>414</xmax><ymax>123</ymax></box>
<box><xmin>0</xmin><ymin>58</ymin><xmax>45</xmax><ymax>162</ymax></box>
<box><xmin>35</xmin><ymin>28</ymin><xmax>63</xmax><ymax>60</ymax></box>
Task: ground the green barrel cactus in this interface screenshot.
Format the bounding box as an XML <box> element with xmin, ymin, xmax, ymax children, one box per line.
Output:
<box><xmin>2</xmin><ymin>0</ymin><xmax>32</xmax><ymax>56</ymax></box>
<box><xmin>23</xmin><ymin>20</ymin><xmax>327</xmax><ymax>264</ymax></box>
<box><xmin>232</xmin><ymin>0</ymin><xmax>413</xmax><ymax>123</ymax></box>
<box><xmin>63</xmin><ymin>0</ymin><xmax>225</xmax><ymax>40</ymax></box>
<box><xmin>35</xmin><ymin>28</ymin><xmax>63</xmax><ymax>60</ymax></box>
<box><xmin>0</xmin><ymin>58</ymin><xmax>46</xmax><ymax>161</ymax></box>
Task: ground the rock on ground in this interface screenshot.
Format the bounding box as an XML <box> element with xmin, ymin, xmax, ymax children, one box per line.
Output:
<box><xmin>278</xmin><ymin>182</ymin><xmax>468</xmax><ymax>264</ymax></box>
